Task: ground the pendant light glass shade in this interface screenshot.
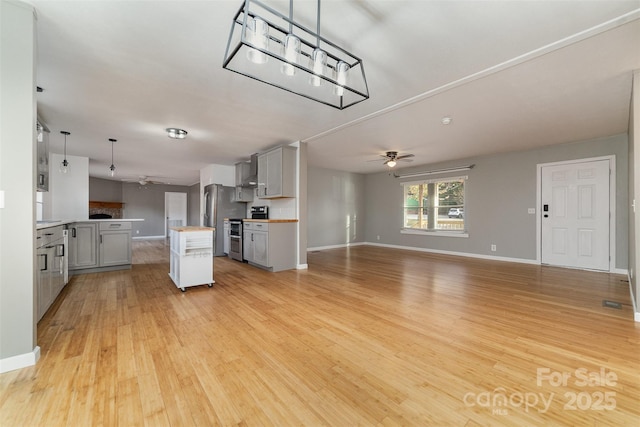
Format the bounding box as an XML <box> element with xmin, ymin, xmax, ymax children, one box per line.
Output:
<box><xmin>60</xmin><ymin>131</ymin><xmax>70</xmax><ymax>174</ymax></box>
<box><xmin>109</xmin><ymin>138</ymin><xmax>117</xmax><ymax>177</ymax></box>
<box><xmin>333</xmin><ymin>60</ymin><xmax>349</xmax><ymax>96</ymax></box>
<box><xmin>309</xmin><ymin>48</ymin><xmax>327</xmax><ymax>87</ymax></box>
<box><xmin>280</xmin><ymin>33</ymin><xmax>301</xmax><ymax>76</ymax></box>
<box><xmin>245</xmin><ymin>16</ymin><xmax>269</xmax><ymax>64</ymax></box>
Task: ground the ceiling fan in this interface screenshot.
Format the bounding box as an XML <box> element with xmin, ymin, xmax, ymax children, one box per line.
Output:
<box><xmin>368</xmin><ymin>151</ymin><xmax>414</xmax><ymax>168</ymax></box>
<box><xmin>122</xmin><ymin>175</ymin><xmax>170</xmax><ymax>186</ymax></box>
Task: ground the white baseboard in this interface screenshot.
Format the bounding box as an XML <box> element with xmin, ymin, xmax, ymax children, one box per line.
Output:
<box><xmin>297</xmin><ymin>264</ymin><xmax>309</xmax><ymax>270</ymax></box>
<box><xmin>132</xmin><ymin>235</ymin><xmax>166</xmax><ymax>240</ymax></box>
<box><xmin>0</xmin><ymin>346</ymin><xmax>40</xmax><ymax>373</ymax></box>
<box><xmin>307</xmin><ymin>242</ymin><xmax>365</xmax><ymax>252</ymax></box>
<box><xmin>364</xmin><ymin>242</ymin><xmax>540</xmax><ymax>265</ymax></box>
<box><xmin>612</xmin><ymin>268</ymin><xmax>629</xmax><ymax>275</ymax></box>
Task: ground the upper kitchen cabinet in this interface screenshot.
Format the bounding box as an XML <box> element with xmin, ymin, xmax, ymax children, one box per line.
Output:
<box><xmin>257</xmin><ymin>146</ymin><xmax>296</xmax><ymax>199</ymax></box>
<box><xmin>36</xmin><ymin>120</ymin><xmax>50</xmax><ymax>192</ymax></box>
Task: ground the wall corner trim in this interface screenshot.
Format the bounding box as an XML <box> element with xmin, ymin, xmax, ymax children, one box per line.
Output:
<box><xmin>0</xmin><ymin>346</ymin><xmax>40</xmax><ymax>374</ymax></box>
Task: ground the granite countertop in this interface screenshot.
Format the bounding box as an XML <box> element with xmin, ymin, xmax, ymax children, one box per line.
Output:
<box><xmin>37</xmin><ymin>218</ymin><xmax>145</xmax><ymax>230</ymax></box>
<box><xmin>170</xmin><ymin>226</ymin><xmax>215</xmax><ymax>232</ymax></box>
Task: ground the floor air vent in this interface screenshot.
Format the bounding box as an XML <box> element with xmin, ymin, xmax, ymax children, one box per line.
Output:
<box><xmin>602</xmin><ymin>300</ymin><xmax>622</xmax><ymax>309</ymax></box>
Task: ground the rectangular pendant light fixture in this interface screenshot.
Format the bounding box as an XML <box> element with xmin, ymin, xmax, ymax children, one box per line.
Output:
<box><xmin>222</xmin><ymin>0</ymin><xmax>370</xmax><ymax>110</ymax></box>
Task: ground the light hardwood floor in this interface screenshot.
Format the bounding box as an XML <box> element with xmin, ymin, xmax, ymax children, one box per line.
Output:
<box><xmin>1</xmin><ymin>240</ymin><xmax>638</xmax><ymax>426</ymax></box>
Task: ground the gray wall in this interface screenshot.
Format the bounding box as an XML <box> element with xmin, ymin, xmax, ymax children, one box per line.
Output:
<box><xmin>89</xmin><ymin>177</ymin><xmax>122</xmax><ymax>202</ymax></box>
<box><xmin>122</xmin><ymin>183</ymin><xmax>191</xmax><ymax>237</ymax></box>
<box><xmin>188</xmin><ymin>183</ymin><xmax>200</xmax><ymax>226</ymax></box>
<box><xmin>630</xmin><ymin>71</ymin><xmax>639</xmax><ymax>312</ymax></box>
<box><xmin>364</xmin><ymin>134</ymin><xmax>629</xmax><ymax>269</ymax></box>
<box><xmin>308</xmin><ymin>166</ymin><xmax>366</xmax><ymax>248</ymax></box>
<box><xmin>0</xmin><ymin>1</ymin><xmax>37</xmax><ymax>366</ymax></box>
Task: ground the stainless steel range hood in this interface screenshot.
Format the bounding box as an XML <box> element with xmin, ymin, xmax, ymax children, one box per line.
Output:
<box><xmin>240</xmin><ymin>153</ymin><xmax>258</xmax><ymax>187</ymax></box>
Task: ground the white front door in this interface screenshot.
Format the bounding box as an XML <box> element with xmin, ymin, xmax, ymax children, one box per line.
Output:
<box><xmin>541</xmin><ymin>159</ymin><xmax>610</xmax><ymax>271</ymax></box>
<box><xmin>165</xmin><ymin>192</ymin><xmax>187</xmax><ymax>237</ymax></box>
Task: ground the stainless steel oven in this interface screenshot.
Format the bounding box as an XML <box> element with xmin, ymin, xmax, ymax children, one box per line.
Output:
<box><xmin>228</xmin><ymin>219</ymin><xmax>243</xmax><ymax>261</ymax></box>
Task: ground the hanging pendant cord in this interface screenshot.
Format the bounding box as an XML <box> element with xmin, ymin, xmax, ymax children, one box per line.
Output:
<box><xmin>316</xmin><ymin>0</ymin><xmax>321</xmax><ymax>46</ymax></box>
<box><xmin>63</xmin><ymin>135</ymin><xmax>67</xmax><ymax>158</ymax></box>
<box><xmin>288</xmin><ymin>0</ymin><xmax>293</xmax><ymax>33</ymax></box>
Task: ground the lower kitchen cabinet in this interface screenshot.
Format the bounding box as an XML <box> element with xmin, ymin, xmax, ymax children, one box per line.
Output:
<box><xmin>243</xmin><ymin>221</ymin><xmax>296</xmax><ymax>272</ymax></box>
<box><xmin>68</xmin><ymin>222</ymin><xmax>98</xmax><ymax>269</ymax></box>
<box><xmin>99</xmin><ymin>222</ymin><xmax>132</xmax><ymax>266</ymax></box>
<box><xmin>69</xmin><ymin>221</ymin><xmax>132</xmax><ymax>273</ymax></box>
<box><xmin>36</xmin><ymin>225</ymin><xmax>65</xmax><ymax>321</ymax></box>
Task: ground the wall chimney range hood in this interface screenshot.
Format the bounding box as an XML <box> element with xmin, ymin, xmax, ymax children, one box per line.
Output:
<box><xmin>240</xmin><ymin>153</ymin><xmax>258</xmax><ymax>187</ymax></box>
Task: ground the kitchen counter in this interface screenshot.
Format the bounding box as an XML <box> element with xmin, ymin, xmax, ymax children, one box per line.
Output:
<box><xmin>37</xmin><ymin>218</ymin><xmax>144</xmax><ymax>230</ymax></box>
<box><xmin>243</xmin><ymin>219</ymin><xmax>298</xmax><ymax>223</ymax></box>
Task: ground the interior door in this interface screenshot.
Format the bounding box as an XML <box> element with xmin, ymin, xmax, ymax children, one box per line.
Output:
<box><xmin>165</xmin><ymin>192</ymin><xmax>187</xmax><ymax>237</ymax></box>
<box><xmin>541</xmin><ymin>159</ymin><xmax>610</xmax><ymax>270</ymax></box>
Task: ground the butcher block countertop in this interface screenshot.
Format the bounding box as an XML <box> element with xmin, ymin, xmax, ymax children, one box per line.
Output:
<box><xmin>243</xmin><ymin>219</ymin><xmax>298</xmax><ymax>223</ymax></box>
<box><xmin>170</xmin><ymin>226</ymin><xmax>215</xmax><ymax>232</ymax></box>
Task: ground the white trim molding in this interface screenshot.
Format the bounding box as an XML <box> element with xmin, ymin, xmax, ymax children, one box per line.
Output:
<box><xmin>307</xmin><ymin>242</ymin><xmax>366</xmax><ymax>252</ymax></box>
<box><xmin>365</xmin><ymin>242</ymin><xmax>540</xmax><ymax>265</ymax></box>
<box><xmin>0</xmin><ymin>346</ymin><xmax>40</xmax><ymax>373</ymax></box>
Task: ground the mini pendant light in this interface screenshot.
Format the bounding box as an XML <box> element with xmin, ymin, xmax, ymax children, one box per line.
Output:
<box><xmin>108</xmin><ymin>138</ymin><xmax>117</xmax><ymax>177</ymax></box>
<box><xmin>309</xmin><ymin>0</ymin><xmax>327</xmax><ymax>87</ymax></box>
<box><xmin>246</xmin><ymin>16</ymin><xmax>269</xmax><ymax>64</ymax></box>
<box><xmin>60</xmin><ymin>131</ymin><xmax>70</xmax><ymax>174</ymax></box>
<box><xmin>280</xmin><ymin>0</ymin><xmax>300</xmax><ymax>76</ymax></box>
<box><xmin>333</xmin><ymin>60</ymin><xmax>349</xmax><ymax>96</ymax></box>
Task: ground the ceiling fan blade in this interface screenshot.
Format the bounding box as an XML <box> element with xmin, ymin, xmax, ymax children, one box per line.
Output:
<box><xmin>396</xmin><ymin>154</ymin><xmax>415</xmax><ymax>160</ymax></box>
<box><xmin>398</xmin><ymin>158</ymin><xmax>413</xmax><ymax>162</ymax></box>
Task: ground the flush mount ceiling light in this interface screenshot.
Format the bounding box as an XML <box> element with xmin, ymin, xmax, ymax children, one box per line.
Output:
<box><xmin>60</xmin><ymin>131</ymin><xmax>70</xmax><ymax>174</ymax></box>
<box><xmin>223</xmin><ymin>0</ymin><xmax>369</xmax><ymax>109</ymax></box>
<box><xmin>108</xmin><ymin>138</ymin><xmax>117</xmax><ymax>177</ymax></box>
<box><xmin>166</xmin><ymin>128</ymin><xmax>188</xmax><ymax>139</ymax></box>
<box><xmin>441</xmin><ymin>117</ymin><xmax>453</xmax><ymax>125</ymax></box>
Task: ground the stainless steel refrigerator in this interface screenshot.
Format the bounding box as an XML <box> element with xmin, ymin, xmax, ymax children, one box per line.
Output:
<box><xmin>203</xmin><ymin>184</ymin><xmax>247</xmax><ymax>256</ymax></box>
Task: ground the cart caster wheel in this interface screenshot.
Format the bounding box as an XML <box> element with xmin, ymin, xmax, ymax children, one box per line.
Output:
<box><xmin>180</xmin><ymin>287</ymin><xmax>185</xmax><ymax>292</ymax></box>
<box><xmin>208</xmin><ymin>283</ymin><xmax>213</xmax><ymax>288</ymax></box>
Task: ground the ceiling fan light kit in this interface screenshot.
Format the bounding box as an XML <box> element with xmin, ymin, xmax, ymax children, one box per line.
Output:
<box><xmin>223</xmin><ymin>0</ymin><xmax>369</xmax><ymax>109</ymax></box>
<box><xmin>166</xmin><ymin>127</ymin><xmax>188</xmax><ymax>139</ymax></box>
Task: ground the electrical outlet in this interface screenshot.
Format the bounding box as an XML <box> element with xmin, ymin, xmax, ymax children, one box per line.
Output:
<box><xmin>136</xmin><ymin>230</ymin><xmax>139</xmax><ymax>234</ymax></box>
<box><xmin>376</xmin><ymin>235</ymin><xmax>380</xmax><ymax>240</ymax></box>
<box><xmin>528</xmin><ymin>208</ymin><xmax>535</xmax><ymax>214</ymax></box>
<box><xmin>491</xmin><ymin>244</ymin><xmax>497</xmax><ymax>252</ymax></box>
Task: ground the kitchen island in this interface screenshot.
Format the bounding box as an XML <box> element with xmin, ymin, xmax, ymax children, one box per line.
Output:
<box><xmin>35</xmin><ymin>218</ymin><xmax>143</xmax><ymax>321</ymax></box>
<box><xmin>37</xmin><ymin>219</ymin><xmax>144</xmax><ymax>275</ymax></box>
<box><xmin>169</xmin><ymin>226</ymin><xmax>215</xmax><ymax>291</ymax></box>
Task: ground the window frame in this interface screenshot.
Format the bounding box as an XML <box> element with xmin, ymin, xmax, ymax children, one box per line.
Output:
<box><xmin>400</xmin><ymin>175</ymin><xmax>469</xmax><ymax>238</ymax></box>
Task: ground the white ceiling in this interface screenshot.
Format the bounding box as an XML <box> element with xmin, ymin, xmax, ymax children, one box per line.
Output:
<box><xmin>31</xmin><ymin>0</ymin><xmax>640</xmax><ymax>185</ymax></box>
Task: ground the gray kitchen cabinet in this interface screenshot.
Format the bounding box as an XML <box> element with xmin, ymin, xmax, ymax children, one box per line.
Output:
<box><xmin>36</xmin><ymin>120</ymin><xmax>50</xmax><ymax>192</ymax></box>
<box><xmin>69</xmin><ymin>221</ymin><xmax>132</xmax><ymax>272</ymax></box>
<box><xmin>232</xmin><ymin>186</ymin><xmax>253</xmax><ymax>202</ymax></box>
<box><xmin>99</xmin><ymin>221</ymin><xmax>132</xmax><ymax>266</ymax></box>
<box><xmin>36</xmin><ymin>226</ymin><xmax>65</xmax><ymax>321</ymax></box>
<box><xmin>257</xmin><ymin>146</ymin><xmax>296</xmax><ymax>199</ymax></box>
<box><xmin>242</xmin><ymin>221</ymin><xmax>296</xmax><ymax>272</ymax></box>
<box><xmin>223</xmin><ymin>219</ymin><xmax>230</xmax><ymax>255</ymax></box>
<box><xmin>68</xmin><ymin>222</ymin><xmax>98</xmax><ymax>269</ymax></box>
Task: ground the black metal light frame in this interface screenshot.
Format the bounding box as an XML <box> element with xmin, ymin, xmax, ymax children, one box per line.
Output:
<box><xmin>222</xmin><ymin>0</ymin><xmax>370</xmax><ymax>109</ymax></box>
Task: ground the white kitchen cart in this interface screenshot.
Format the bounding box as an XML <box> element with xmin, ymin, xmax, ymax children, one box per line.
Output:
<box><xmin>169</xmin><ymin>226</ymin><xmax>215</xmax><ymax>291</ymax></box>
